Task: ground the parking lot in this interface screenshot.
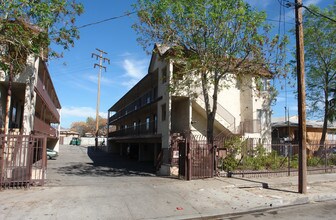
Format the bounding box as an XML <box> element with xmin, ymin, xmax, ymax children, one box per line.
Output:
<box><xmin>46</xmin><ymin>144</ymin><xmax>157</xmax><ymax>186</ymax></box>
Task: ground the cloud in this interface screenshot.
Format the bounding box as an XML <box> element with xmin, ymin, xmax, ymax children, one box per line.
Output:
<box><xmin>121</xmin><ymin>58</ymin><xmax>148</xmax><ymax>88</ymax></box>
<box><xmin>305</xmin><ymin>0</ymin><xmax>323</xmax><ymax>6</ymax></box>
<box><xmin>61</xmin><ymin>106</ymin><xmax>108</xmax><ymax>128</ymax></box>
<box><xmin>62</xmin><ymin>106</ymin><xmax>107</xmax><ymax>118</ymax></box>
<box><xmin>86</xmin><ymin>74</ymin><xmax>114</xmax><ymax>85</ymax></box>
<box><xmin>123</xmin><ymin>59</ymin><xmax>147</xmax><ymax>79</ymax></box>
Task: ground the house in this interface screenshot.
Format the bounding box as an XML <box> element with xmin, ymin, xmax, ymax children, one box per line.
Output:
<box><xmin>0</xmin><ymin>49</ymin><xmax>61</xmax><ymax>186</ymax></box>
<box><xmin>272</xmin><ymin>116</ymin><xmax>336</xmax><ymax>148</ymax></box>
<box><xmin>107</xmin><ymin>44</ymin><xmax>272</xmax><ymax>176</ymax></box>
<box><xmin>60</xmin><ymin>129</ymin><xmax>80</xmax><ymax>145</ymax></box>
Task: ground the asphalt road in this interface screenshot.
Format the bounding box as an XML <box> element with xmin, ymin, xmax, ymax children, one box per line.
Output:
<box><xmin>2</xmin><ymin>144</ymin><xmax>336</xmax><ymax>220</ymax></box>
<box><xmin>46</xmin><ymin>144</ymin><xmax>156</xmax><ymax>186</ymax></box>
<box><xmin>221</xmin><ymin>201</ymin><xmax>336</xmax><ymax>220</ymax></box>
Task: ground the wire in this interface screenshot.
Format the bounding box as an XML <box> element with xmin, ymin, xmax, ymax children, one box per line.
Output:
<box><xmin>301</xmin><ymin>5</ymin><xmax>336</xmax><ymax>23</ymax></box>
<box><xmin>266</xmin><ymin>18</ymin><xmax>294</xmax><ymax>24</ymax></box>
<box><xmin>77</xmin><ymin>11</ymin><xmax>137</xmax><ymax>29</ymax></box>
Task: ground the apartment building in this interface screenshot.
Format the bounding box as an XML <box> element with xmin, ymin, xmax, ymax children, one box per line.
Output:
<box><xmin>0</xmin><ymin>55</ymin><xmax>61</xmax><ymax>149</ymax></box>
<box><xmin>108</xmin><ymin>44</ymin><xmax>271</xmax><ymax>175</ymax></box>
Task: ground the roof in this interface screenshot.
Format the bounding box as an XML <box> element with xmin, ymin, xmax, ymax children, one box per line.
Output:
<box><xmin>272</xmin><ymin>116</ymin><xmax>336</xmax><ymax>129</ymax></box>
<box><xmin>154</xmin><ymin>44</ymin><xmax>273</xmax><ymax>78</ymax></box>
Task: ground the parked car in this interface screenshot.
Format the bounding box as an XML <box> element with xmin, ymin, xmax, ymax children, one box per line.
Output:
<box><xmin>47</xmin><ymin>148</ymin><xmax>58</xmax><ymax>160</ymax></box>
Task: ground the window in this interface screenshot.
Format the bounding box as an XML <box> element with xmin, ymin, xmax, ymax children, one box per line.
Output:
<box><xmin>146</xmin><ymin>117</ymin><xmax>150</xmax><ymax>130</ymax></box>
<box><xmin>259</xmin><ymin>78</ymin><xmax>269</xmax><ymax>91</ymax></box>
<box><xmin>146</xmin><ymin>92</ymin><xmax>151</xmax><ymax>104</ymax></box>
<box><xmin>161</xmin><ymin>104</ymin><xmax>166</xmax><ymax>121</ymax></box>
<box><xmin>161</xmin><ymin>66</ymin><xmax>167</xmax><ymax>84</ymax></box>
<box><xmin>153</xmin><ymin>114</ymin><xmax>157</xmax><ymax>133</ymax></box>
<box><xmin>257</xmin><ymin>109</ymin><xmax>269</xmax><ymax>127</ymax></box>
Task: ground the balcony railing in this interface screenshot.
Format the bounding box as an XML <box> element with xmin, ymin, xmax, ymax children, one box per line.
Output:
<box><xmin>109</xmin><ymin>88</ymin><xmax>159</xmax><ymax>123</ymax></box>
<box><xmin>33</xmin><ymin>116</ymin><xmax>58</xmax><ymax>138</ymax></box>
<box><xmin>35</xmin><ymin>78</ymin><xmax>60</xmax><ymax>122</ymax></box>
<box><xmin>109</xmin><ymin>121</ymin><xmax>158</xmax><ymax>137</ymax></box>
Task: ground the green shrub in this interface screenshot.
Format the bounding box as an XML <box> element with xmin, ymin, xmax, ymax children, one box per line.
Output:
<box><xmin>328</xmin><ymin>155</ymin><xmax>336</xmax><ymax>165</ymax></box>
<box><xmin>220</xmin><ymin>156</ymin><xmax>239</xmax><ymax>172</ymax></box>
<box><xmin>290</xmin><ymin>155</ymin><xmax>299</xmax><ymax>169</ymax></box>
<box><xmin>307</xmin><ymin>156</ymin><xmax>322</xmax><ymax>167</ymax></box>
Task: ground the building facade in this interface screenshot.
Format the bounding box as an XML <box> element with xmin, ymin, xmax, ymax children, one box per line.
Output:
<box><xmin>108</xmin><ymin>45</ymin><xmax>271</xmax><ymax>175</ymax></box>
<box><xmin>0</xmin><ymin>55</ymin><xmax>61</xmax><ymax>151</ymax></box>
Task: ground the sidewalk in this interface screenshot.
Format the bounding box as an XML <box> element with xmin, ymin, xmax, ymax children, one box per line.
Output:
<box><xmin>1</xmin><ymin>173</ymin><xmax>335</xmax><ymax>220</ymax></box>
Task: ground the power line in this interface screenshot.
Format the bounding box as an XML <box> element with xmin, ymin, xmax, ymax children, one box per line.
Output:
<box><xmin>77</xmin><ymin>11</ymin><xmax>137</xmax><ymax>29</ymax></box>
<box><xmin>301</xmin><ymin>5</ymin><xmax>336</xmax><ymax>23</ymax></box>
<box><xmin>279</xmin><ymin>0</ymin><xmax>336</xmax><ymax>23</ymax></box>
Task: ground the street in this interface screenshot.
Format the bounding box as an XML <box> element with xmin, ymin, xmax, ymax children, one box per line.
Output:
<box><xmin>1</xmin><ymin>144</ymin><xmax>336</xmax><ymax>220</ymax></box>
<box><xmin>221</xmin><ymin>201</ymin><xmax>336</xmax><ymax>220</ymax></box>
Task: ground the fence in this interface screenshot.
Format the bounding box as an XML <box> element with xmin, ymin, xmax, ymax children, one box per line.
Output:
<box><xmin>216</xmin><ymin>138</ymin><xmax>336</xmax><ymax>178</ymax></box>
<box><xmin>171</xmin><ymin>134</ymin><xmax>214</xmax><ymax>180</ymax></box>
<box><xmin>0</xmin><ymin>135</ymin><xmax>47</xmax><ymax>189</ymax></box>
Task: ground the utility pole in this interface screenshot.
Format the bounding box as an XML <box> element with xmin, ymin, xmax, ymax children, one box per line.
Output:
<box><xmin>92</xmin><ymin>48</ymin><xmax>110</xmax><ymax>148</ymax></box>
<box><xmin>295</xmin><ymin>0</ymin><xmax>307</xmax><ymax>194</ymax></box>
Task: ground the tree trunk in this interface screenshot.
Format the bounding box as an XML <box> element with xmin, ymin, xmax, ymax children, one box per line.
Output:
<box><xmin>316</xmin><ymin>84</ymin><xmax>329</xmax><ymax>156</ymax></box>
<box><xmin>4</xmin><ymin>65</ymin><xmax>13</xmax><ymax>135</ymax></box>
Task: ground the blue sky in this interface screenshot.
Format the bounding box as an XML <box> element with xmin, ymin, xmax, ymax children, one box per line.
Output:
<box><xmin>48</xmin><ymin>0</ymin><xmax>333</xmax><ymax>128</ymax></box>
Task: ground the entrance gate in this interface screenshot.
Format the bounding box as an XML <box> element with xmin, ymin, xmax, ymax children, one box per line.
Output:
<box><xmin>0</xmin><ymin>135</ymin><xmax>47</xmax><ymax>189</ymax></box>
<box><xmin>173</xmin><ymin>135</ymin><xmax>214</xmax><ymax>180</ymax></box>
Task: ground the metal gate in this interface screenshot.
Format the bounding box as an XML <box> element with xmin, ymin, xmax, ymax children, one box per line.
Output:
<box><xmin>188</xmin><ymin>137</ymin><xmax>214</xmax><ymax>179</ymax></box>
<box><xmin>0</xmin><ymin>135</ymin><xmax>47</xmax><ymax>189</ymax></box>
<box><xmin>174</xmin><ymin>135</ymin><xmax>214</xmax><ymax>180</ymax></box>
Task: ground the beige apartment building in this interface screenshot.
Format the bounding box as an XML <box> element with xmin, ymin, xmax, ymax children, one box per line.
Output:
<box><xmin>108</xmin><ymin>44</ymin><xmax>271</xmax><ymax>176</ymax></box>
<box><xmin>0</xmin><ymin>55</ymin><xmax>61</xmax><ymax>150</ymax></box>
<box><xmin>0</xmin><ymin>54</ymin><xmax>61</xmax><ymax>186</ymax></box>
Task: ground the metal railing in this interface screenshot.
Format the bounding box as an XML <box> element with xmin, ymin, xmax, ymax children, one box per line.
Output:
<box><xmin>197</xmin><ymin>95</ymin><xmax>236</xmax><ymax>132</ymax></box>
<box><xmin>109</xmin><ymin>121</ymin><xmax>158</xmax><ymax>137</ymax></box>
<box><xmin>0</xmin><ymin>134</ymin><xmax>47</xmax><ymax>189</ymax></box>
<box><xmin>216</xmin><ymin>139</ymin><xmax>336</xmax><ymax>178</ymax></box>
<box><xmin>109</xmin><ymin>89</ymin><xmax>159</xmax><ymax>123</ymax></box>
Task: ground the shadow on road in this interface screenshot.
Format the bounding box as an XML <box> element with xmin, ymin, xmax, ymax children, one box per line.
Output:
<box><xmin>57</xmin><ymin>146</ymin><xmax>156</xmax><ymax>177</ymax></box>
<box><xmin>232</xmin><ymin>177</ymin><xmax>298</xmax><ymax>193</ymax></box>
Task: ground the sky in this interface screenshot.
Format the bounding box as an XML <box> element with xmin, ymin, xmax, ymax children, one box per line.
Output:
<box><xmin>47</xmin><ymin>0</ymin><xmax>334</xmax><ymax>128</ymax></box>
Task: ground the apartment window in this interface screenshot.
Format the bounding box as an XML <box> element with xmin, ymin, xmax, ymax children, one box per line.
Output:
<box><xmin>153</xmin><ymin>114</ymin><xmax>157</xmax><ymax>133</ymax></box>
<box><xmin>146</xmin><ymin>117</ymin><xmax>150</xmax><ymax>130</ymax></box>
<box><xmin>161</xmin><ymin>66</ymin><xmax>167</xmax><ymax>84</ymax></box>
<box><xmin>259</xmin><ymin>78</ymin><xmax>269</xmax><ymax>91</ymax></box>
<box><xmin>257</xmin><ymin>109</ymin><xmax>269</xmax><ymax>126</ymax></box>
<box><xmin>146</xmin><ymin>92</ymin><xmax>151</xmax><ymax>104</ymax></box>
<box><xmin>161</xmin><ymin>104</ymin><xmax>166</xmax><ymax>121</ymax></box>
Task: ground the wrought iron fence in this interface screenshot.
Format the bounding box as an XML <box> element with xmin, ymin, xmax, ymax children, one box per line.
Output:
<box><xmin>0</xmin><ymin>135</ymin><xmax>47</xmax><ymax>189</ymax></box>
<box><xmin>216</xmin><ymin>138</ymin><xmax>336</xmax><ymax>178</ymax></box>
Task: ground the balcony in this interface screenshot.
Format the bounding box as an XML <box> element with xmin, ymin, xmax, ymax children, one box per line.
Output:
<box><xmin>33</xmin><ymin>116</ymin><xmax>58</xmax><ymax>138</ymax></box>
<box><xmin>35</xmin><ymin>78</ymin><xmax>60</xmax><ymax>122</ymax></box>
<box><xmin>109</xmin><ymin>93</ymin><xmax>161</xmax><ymax>123</ymax></box>
<box><xmin>109</xmin><ymin>121</ymin><xmax>158</xmax><ymax>138</ymax></box>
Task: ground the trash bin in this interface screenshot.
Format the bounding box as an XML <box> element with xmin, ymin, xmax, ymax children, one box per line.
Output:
<box><xmin>76</xmin><ymin>138</ymin><xmax>81</xmax><ymax>146</ymax></box>
<box><xmin>70</xmin><ymin>137</ymin><xmax>81</xmax><ymax>146</ymax></box>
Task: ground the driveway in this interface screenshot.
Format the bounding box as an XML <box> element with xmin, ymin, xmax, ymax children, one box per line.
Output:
<box><xmin>46</xmin><ymin>144</ymin><xmax>157</xmax><ymax>186</ymax></box>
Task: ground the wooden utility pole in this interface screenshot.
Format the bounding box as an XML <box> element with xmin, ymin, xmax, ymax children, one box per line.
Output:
<box><xmin>92</xmin><ymin>48</ymin><xmax>110</xmax><ymax>148</ymax></box>
<box><xmin>295</xmin><ymin>0</ymin><xmax>307</xmax><ymax>194</ymax></box>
